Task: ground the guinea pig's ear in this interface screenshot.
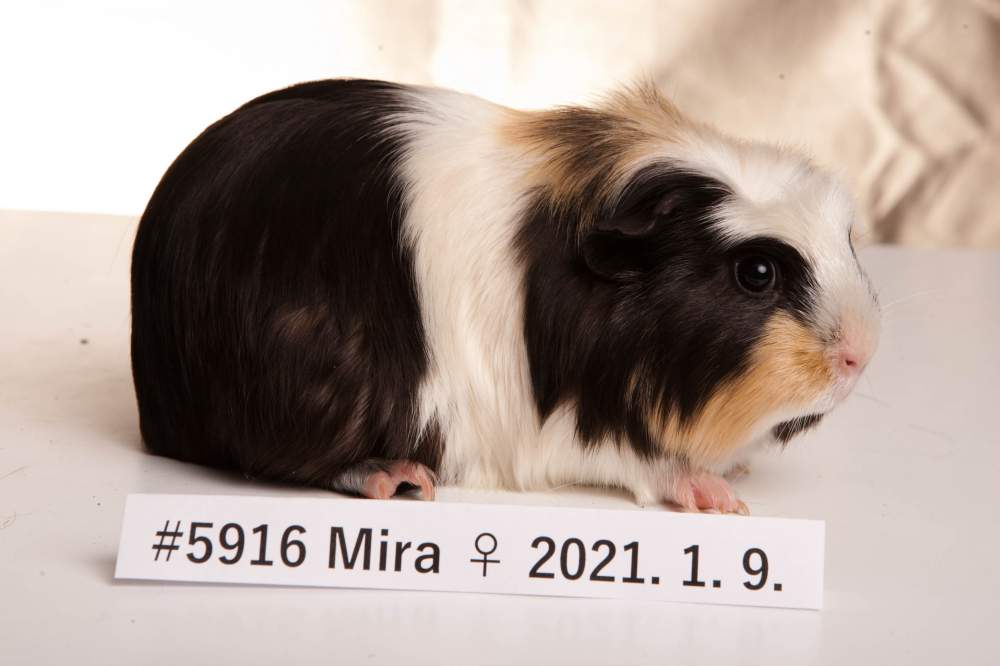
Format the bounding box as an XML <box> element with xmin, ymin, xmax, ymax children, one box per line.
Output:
<box><xmin>582</xmin><ymin>191</ymin><xmax>683</xmax><ymax>279</ymax></box>
<box><xmin>594</xmin><ymin>191</ymin><xmax>683</xmax><ymax>237</ymax></box>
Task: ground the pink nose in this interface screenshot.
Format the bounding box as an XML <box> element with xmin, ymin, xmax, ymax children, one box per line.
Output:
<box><xmin>835</xmin><ymin>346</ymin><xmax>868</xmax><ymax>376</ymax></box>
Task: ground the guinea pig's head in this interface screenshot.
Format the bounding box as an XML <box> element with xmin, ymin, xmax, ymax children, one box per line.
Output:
<box><xmin>513</xmin><ymin>85</ymin><xmax>880</xmax><ymax>468</ymax></box>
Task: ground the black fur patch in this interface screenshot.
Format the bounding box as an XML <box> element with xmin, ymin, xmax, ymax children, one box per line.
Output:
<box><xmin>772</xmin><ymin>414</ymin><xmax>825</xmax><ymax>444</ymax></box>
<box><xmin>518</xmin><ymin>164</ymin><xmax>820</xmax><ymax>458</ymax></box>
<box><xmin>131</xmin><ymin>79</ymin><xmax>442</xmax><ymax>486</ymax></box>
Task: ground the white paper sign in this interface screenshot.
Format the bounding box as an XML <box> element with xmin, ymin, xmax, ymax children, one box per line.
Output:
<box><xmin>115</xmin><ymin>493</ymin><xmax>824</xmax><ymax>609</ymax></box>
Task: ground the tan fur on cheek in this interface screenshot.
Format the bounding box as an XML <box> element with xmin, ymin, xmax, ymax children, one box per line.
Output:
<box><xmin>652</xmin><ymin>313</ymin><xmax>832</xmax><ymax>467</ymax></box>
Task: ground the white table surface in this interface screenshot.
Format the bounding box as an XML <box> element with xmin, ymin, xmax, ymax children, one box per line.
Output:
<box><xmin>1</xmin><ymin>209</ymin><xmax>998</xmax><ymax>665</ymax></box>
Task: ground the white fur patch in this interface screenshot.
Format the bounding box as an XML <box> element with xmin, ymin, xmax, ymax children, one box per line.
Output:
<box><xmin>392</xmin><ymin>87</ymin><xmax>537</xmax><ymax>488</ymax></box>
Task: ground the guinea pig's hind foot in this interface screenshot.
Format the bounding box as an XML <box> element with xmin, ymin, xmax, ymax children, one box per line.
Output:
<box><xmin>671</xmin><ymin>472</ymin><xmax>749</xmax><ymax>516</ymax></box>
<box><xmin>330</xmin><ymin>459</ymin><xmax>436</xmax><ymax>501</ymax></box>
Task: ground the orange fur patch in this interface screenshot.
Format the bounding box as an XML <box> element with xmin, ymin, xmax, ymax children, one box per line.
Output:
<box><xmin>500</xmin><ymin>81</ymin><xmax>687</xmax><ymax>226</ymax></box>
<box><xmin>651</xmin><ymin>313</ymin><xmax>832</xmax><ymax>466</ymax></box>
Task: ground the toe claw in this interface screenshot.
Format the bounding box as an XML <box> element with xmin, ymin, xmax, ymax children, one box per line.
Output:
<box><xmin>412</xmin><ymin>466</ymin><xmax>435</xmax><ymax>501</ymax></box>
<box><xmin>724</xmin><ymin>463</ymin><xmax>751</xmax><ymax>480</ymax></box>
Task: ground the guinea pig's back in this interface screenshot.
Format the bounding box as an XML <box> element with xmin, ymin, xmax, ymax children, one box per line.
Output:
<box><xmin>130</xmin><ymin>79</ymin><xmax>440</xmax><ymax>483</ymax></box>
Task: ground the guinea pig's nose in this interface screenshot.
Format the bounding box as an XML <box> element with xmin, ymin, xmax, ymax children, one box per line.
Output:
<box><xmin>831</xmin><ymin>293</ymin><xmax>880</xmax><ymax>382</ymax></box>
<box><xmin>834</xmin><ymin>343</ymin><xmax>869</xmax><ymax>377</ymax></box>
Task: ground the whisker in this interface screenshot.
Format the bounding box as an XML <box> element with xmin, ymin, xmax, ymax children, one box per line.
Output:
<box><xmin>853</xmin><ymin>391</ymin><xmax>890</xmax><ymax>407</ymax></box>
<box><xmin>880</xmin><ymin>289</ymin><xmax>945</xmax><ymax>312</ymax></box>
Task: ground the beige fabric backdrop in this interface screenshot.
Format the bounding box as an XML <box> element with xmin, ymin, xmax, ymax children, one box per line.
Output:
<box><xmin>353</xmin><ymin>0</ymin><xmax>1000</xmax><ymax>247</ymax></box>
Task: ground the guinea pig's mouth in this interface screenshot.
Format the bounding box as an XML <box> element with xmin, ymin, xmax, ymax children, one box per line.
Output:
<box><xmin>771</xmin><ymin>413</ymin><xmax>825</xmax><ymax>445</ymax></box>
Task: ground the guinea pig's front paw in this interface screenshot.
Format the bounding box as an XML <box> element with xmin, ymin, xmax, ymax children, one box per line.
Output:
<box><xmin>671</xmin><ymin>472</ymin><xmax>749</xmax><ymax>516</ymax></box>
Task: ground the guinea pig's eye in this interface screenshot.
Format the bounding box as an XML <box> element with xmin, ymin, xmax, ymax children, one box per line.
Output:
<box><xmin>734</xmin><ymin>256</ymin><xmax>778</xmax><ymax>294</ymax></box>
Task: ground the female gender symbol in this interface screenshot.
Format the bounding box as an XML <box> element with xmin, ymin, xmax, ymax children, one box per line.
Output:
<box><xmin>470</xmin><ymin>532</ymin><xmax>500</xmax><ymax>576</ymax></box>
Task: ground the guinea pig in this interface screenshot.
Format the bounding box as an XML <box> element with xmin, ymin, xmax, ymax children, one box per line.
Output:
<box><xmin>131</xmin><ymin>78</ymin><xmax>880</xmax><ymax>514</ymax></box>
